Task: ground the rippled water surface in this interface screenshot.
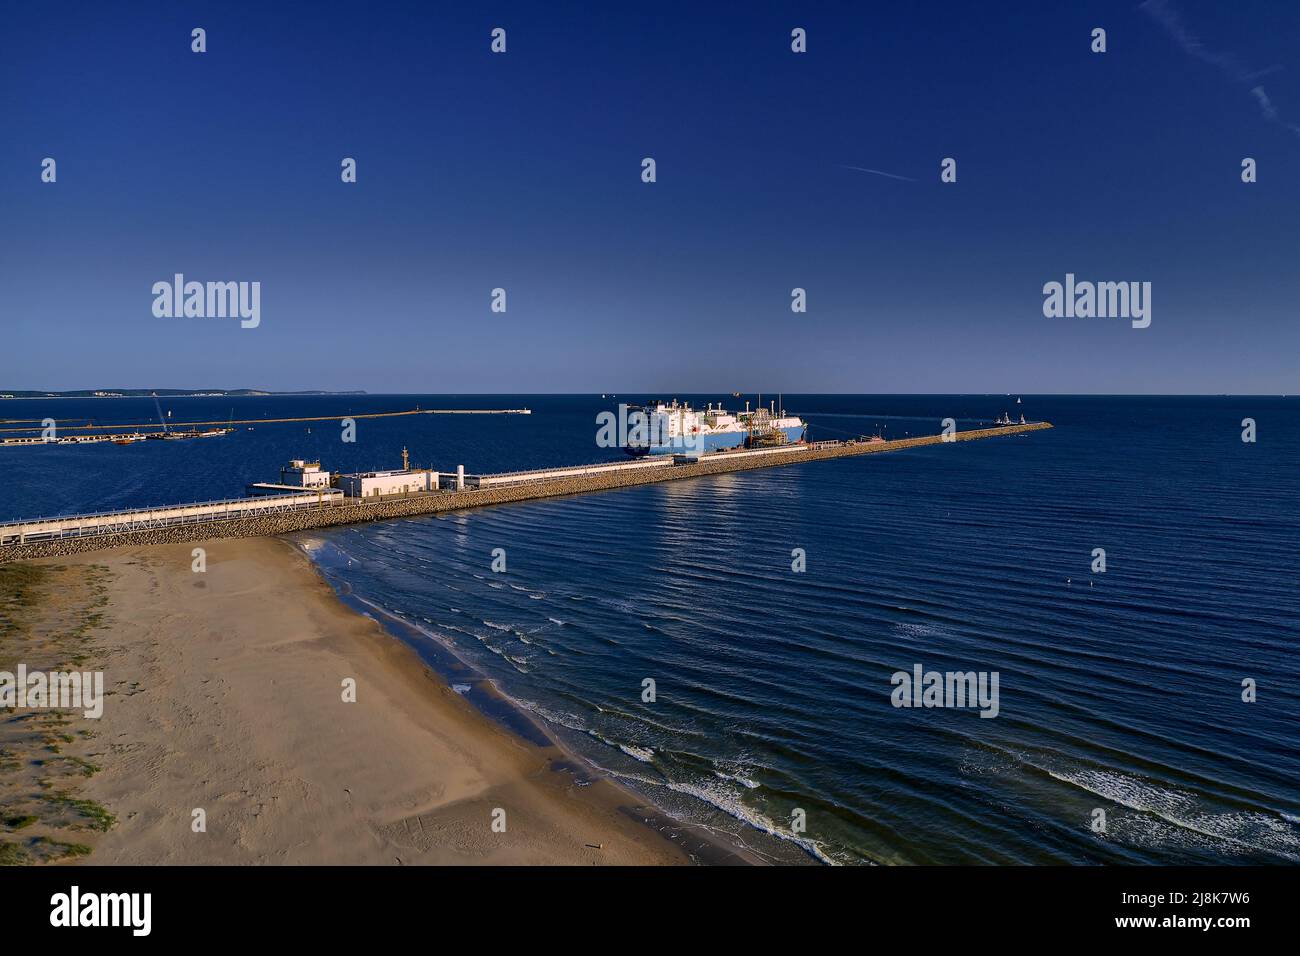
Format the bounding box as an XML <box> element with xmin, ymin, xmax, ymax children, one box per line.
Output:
<box><xmin>6</xmin><ymin>394</ymin><xmax>1298</xmax><ymax>863</ymax></box>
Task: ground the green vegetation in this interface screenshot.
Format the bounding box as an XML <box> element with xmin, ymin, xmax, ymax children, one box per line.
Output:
<box><xmin>0</xmin><ymin>837</ymin><xmax>92</xmax><ymax>865</ymax></box>
<box><xmin>0</xmin><ymin>841</ymin><xmax>27</xmax><ymax>865</ymax></box>
<box><xmin>0</xmin><ymin>562</ymin><xmax>115</xmax><ymax>864</ymax></box>
<box><xmin>0</xmin><ymin>563</ymin><xmax>49</xmax><ymax>605</ymax></box>
<box><xmin>0</xmin><ymin>563</ymin><xmax>49</xmax><ymax>639</ymax></box>
<box><xmin>41</xmin><ymin>792</ymin><xmax>115</xmax><ymax>832</ymax></box>
<box><xmin>65</xmin><ymin>756</ymin><xmax>100</xmax><ymax>777</ymax></box>
<box><xmin>34</xmin><ymin>837</ymin><xmax>91</xmax><ymax>859</ymax></box>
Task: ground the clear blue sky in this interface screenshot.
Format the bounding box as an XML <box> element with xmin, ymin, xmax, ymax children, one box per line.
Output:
<box><xmin>2</xmin><ymin>0</ymin><xmax>1296</xmax><ymax>394</ymax></box>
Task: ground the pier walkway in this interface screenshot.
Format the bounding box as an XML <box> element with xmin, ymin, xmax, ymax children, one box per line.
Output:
<box><xmin>0</xmin><ymin>422</ymin><xmax>1051</xmax><ymax>561</ymax></box>
<box><xmin>1</xmin><ymin>490</ymin><xmax>344</xmax><ymax>547</ymax></box>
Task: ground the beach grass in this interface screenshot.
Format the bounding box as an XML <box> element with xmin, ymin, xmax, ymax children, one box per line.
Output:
<box><xmin>0</xmin><ymin>560</ymin><xmax>116</xmax><ymax>864</ymax></box>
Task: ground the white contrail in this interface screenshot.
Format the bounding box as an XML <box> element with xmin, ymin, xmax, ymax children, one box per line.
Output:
<box><xmin>1141</xmin><ymin>0</ymin><xmax>1299</xmax><ymax>136</ymax></box>
<box><xmin>838</xmin><ymin>164</ymin><xmax>915</xmax><ymax>182</ymax></box>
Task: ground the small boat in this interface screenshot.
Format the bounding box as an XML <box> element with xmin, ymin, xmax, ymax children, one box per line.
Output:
<box><xmin>113</xmin><ymin>433</ymin><xmax>146</xmax><ymax>445</ymax></box>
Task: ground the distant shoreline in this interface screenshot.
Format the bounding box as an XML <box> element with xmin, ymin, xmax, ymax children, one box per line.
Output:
<box><xmin>2</xmin><ymin>392</ymin><xmax>1292</xmax><ymax>399</ymax></box>
<box><xmin>0</xmin><ymin>391</ymin><xmax>367</xmax><ymax>399</ymax></box>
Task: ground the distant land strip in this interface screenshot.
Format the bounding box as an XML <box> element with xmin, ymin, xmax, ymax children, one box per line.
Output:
<box><xmin>0</xmin><ymin>389</ymin><xmax>366</xmax><ymax>398</ymax></box>
<box><xmin>0</xmin><ymin>408</ymin><xmax>530</xmax><ymax>432</ymax></box>
<box><xmin>0</xmin><ymin>422</ymin><xmax>1052</xmax><ymax>562</ymax></box>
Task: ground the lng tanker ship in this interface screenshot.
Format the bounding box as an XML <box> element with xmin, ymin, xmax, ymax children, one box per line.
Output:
<box><xmin>624</xmin><ymin>399</ymin><xmax>807</xmax><ymax>456</ymax></box>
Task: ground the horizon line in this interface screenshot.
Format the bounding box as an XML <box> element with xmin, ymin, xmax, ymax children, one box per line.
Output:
<box><xmin>1</xmin><ymin>390</ymin><xmax>1293</xmax><ymax>399</ymax></box>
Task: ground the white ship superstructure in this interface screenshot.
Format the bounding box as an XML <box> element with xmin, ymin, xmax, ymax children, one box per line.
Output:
<box><xmin>625</xmin><ymin>399</ymin><xmax>806</xmax><ymax>456</ymax></box>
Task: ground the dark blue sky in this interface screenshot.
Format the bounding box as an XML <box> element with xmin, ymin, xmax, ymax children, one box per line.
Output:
<box><xmin>2</xmin><ymin>1</ymin><xmax>1296</xmax><ymax>393</ymax></box>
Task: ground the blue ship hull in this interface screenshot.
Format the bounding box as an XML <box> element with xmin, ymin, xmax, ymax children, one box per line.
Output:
<box><xmin>626</xmin><ymin>425</ymin><xmax>806</xmax><ymax>456</ymax></box>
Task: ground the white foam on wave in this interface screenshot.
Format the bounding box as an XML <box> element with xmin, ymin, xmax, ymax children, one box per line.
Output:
<box><xmin>597</xmin><ymin>764</ymin><xmax>841</xmax><ymax>866</ymax></box>
<box><xmin>1044</xmin><ymin>765</ymin><xmax>1300</xmax><ymax>861</ymax></box>
<box><xmin>479</xmin><ymin>680</ymin><xmax>845</xmax><ymax>865</ymax></box>
<box><xmin>892</xmin><ymin>621</ymin><xmax>941</xmax><ymax>638</ymax></box>
<box><xmin>714</xmin><ymin>769</ymin><xmax>761</xmax><ymax>790</ymax></box>
<box><xmin>533</xmin><ymin>722</ymin><xmax>656</xmax><ymax>768</ymax></box>
<box><xmin>595</xmin><ymin>595</ymin><xmax>638</xmax><ymax>614</ymax></box>
<box><xmin>509</xmin><ymin>696</ymin><xmax>590</xmax><ymax>734</ymax></box>
<box><xmin>619</xmin><ymin>744</ymin><xmax>656</xmax><ymax>763</ymax></box>
<box><xmin>297</xmin><ymin>536</ymin><xmax>363</xmax><ymax>568</ymax></box>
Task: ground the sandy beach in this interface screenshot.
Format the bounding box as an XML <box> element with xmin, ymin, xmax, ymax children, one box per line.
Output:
<box><xmin>1</xmin><ymin>538</ymin><xmax>693</xmax><ymax>865</ymax></box>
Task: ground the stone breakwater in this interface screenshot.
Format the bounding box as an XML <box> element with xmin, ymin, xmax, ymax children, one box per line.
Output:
<box><xmin>0</xmin><ymin>423</ymin><xmax>1051</xmax><ymax>563</ymax></box>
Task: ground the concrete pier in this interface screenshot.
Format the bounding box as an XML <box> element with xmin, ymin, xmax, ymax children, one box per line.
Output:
<box><xmin>0</xmin><ymin>422</ymin><xmax>1051</xmax><ymax>562</ymax></box>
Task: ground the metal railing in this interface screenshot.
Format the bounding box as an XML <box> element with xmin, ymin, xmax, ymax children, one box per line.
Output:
<box><xmin>471</xmin><ymin>457</ymin><xmax>671</xmax><ymax>482</ymax></box>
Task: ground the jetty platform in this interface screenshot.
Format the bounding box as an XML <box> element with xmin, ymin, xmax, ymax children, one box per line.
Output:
<box><xmin>0</xmin><ymin>422</ymin><xmax>1051</xmax><ymax>562</ymax></box>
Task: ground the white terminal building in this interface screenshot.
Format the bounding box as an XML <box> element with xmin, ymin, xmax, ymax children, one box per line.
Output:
<box><xmin>336</xmin><ymin>467</ymin><xmax>443</xmax><ymax>498</ymax></box>
<box><xmin>247</xmin><ymin>459</ymin><xmax>341</xmax><ymax>497</ymax></box>
<box><xmin>280</xmin><ymin>460</ymin><xmax>331</xmax><ymax>488</ymax></box>
<box><xmin>335</xmin><ymin>446</ymin><xmax>460</xmax><ymax>497</ymax></box>
<box><xmin>251</xmin><ymin>451</ymin><xmax>467</xmax><ymax>499</ymax></box>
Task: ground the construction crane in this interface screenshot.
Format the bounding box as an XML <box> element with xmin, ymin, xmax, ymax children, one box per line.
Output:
<box><xmin>152</xmin><ymin>393</ymin><xmax>169</xmax><ymax>434</ymax></box>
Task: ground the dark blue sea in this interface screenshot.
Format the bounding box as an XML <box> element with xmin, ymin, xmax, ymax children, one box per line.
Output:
<box><xmin>4</xmin><ymin>394</ymin><xmax>1298</xmax><ymax>864</ymax></box>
